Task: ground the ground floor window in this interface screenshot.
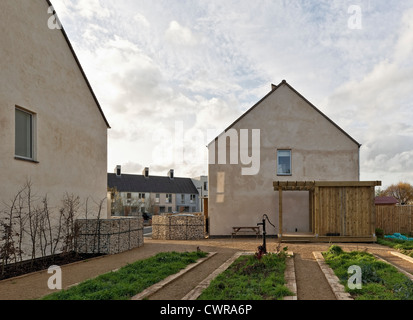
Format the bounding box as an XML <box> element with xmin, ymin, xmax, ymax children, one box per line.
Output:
<box><xmin>15</xmin><ymin>107</ymin><xmax>36</xmax><ymax>160</ymax></box>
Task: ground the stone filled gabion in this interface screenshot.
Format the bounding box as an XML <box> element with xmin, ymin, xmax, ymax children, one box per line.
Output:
<box><xmin>75</xmin><ymin>217</ymin><xmax>144</xmax><ymax>255</ymax></box>
<box><xmin>152</xmin><ymin>214</ymin><xmax>205</xmax><ymax>240</ymax></box>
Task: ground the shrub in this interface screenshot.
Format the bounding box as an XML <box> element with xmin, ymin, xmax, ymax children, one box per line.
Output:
<box><xmin>375</xmin><ymin>228</ymin><xmax>384</xmax><ymax>239</ymax></box>
<box><xmin>326</xmin><ymin>245</ymin><xmax>343</xmax><ymax>256</ymax></box>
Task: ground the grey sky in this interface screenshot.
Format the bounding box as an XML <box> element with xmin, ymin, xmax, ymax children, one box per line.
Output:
<box><xmin>51</xmin><ymin>0</ymin><xmax>413</xmax><ymax>188</ymax></box>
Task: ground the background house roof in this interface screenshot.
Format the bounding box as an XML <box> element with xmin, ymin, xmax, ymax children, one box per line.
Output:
<box><xmin>108</xmin><ymin>173</ymin><xmax>199</xmax><ymax>194</ymax></box>
<box><xmin>375</xmin><ymin>196</ymin><xmax>399</xmax><ymax>205</ymax></box>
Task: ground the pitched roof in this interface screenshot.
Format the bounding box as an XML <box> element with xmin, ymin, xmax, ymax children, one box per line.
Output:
<box><xmin>108</xmin><ymin>173</ymin><xmax>199</xmax><ymax>194</ymax></box>
<box><xmin>208</xmin><ymin>80</ymin><xmax>361</xmax><ymax>148</ymax></box>
<box><xmin>375</xmin><ymin>196</ymin><xmax>399</xmax><ymax>205</ymax></box>
<box><xmin>45</xmin><ymin>0</ymin><xmax>110</xmax><ymax>129</ymax></box>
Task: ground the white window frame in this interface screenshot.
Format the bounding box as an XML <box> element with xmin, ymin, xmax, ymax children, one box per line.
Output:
<box><xmin>277</xmin><ymin>149</ymin><xmax>292</xmax><ymax>176</ymax></box>
<box><xmin>15</xmin><ymin>107</ymin><xmax>37</xmax><ymax>161</ymax></box>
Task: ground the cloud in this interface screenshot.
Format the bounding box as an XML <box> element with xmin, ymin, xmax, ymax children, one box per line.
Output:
<box><xmin>323</xmin><ymin>6</ymin><xmax>413</xmax><ymax>187</ymax></box>
<box><xmin>393</xmin><ymin>8</ymin><xmax>413</xmax><ymax>63</ymax></box>
<box><xmin>50</xmin><ymin>0</ymin><xmax>413</xmax><ymax>185</ymax></box>
<box><xmin>165</xmin><ymin>21</ymin><xmax>199</xmax><ymax>47</ymax></box>
<box><xmin>119</xmin><ymin>162</ymin><xmax>144</xmax><ymax>175</ymax></box>
<box><xmin>75</xmin><ymin>35</ymin><xmax>165</xmax><ymax>115</ymax></box>
<box><xmin>134</xmin><ymin>13</ymin><xmax>150</xmax><ymax>29</ymax></box>
<box><xmin>74</xmin><ymin>0</ymin><xmax>110</xmax><ymax>19</ymax></box>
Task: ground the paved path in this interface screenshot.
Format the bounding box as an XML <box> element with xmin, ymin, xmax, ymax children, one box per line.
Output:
<box><xmin>0</xmin><ymin>238</ymin><xmax>412</xmax><ymax>300</ymax></box>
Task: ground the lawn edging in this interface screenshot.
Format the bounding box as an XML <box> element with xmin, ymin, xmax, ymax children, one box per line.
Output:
<box><xmin>283</xmin><ymin>252</ymin><xmax>297</xmax><ymax>300</ymax></box>
<box><xmin>182</xmin><ymin>252</ymin><xmax>248</xmax><ymax>300</ymax></box>
<box><xmin>131</xmin><ymin>252</ymin><xmax>217</xmax><ymax>300</ymax></box>
<box><xmin>313</xmin><ymin>252</ymin><xmax>353</xmax><ymax>301</ymax></box>
<box><xmin>390</xmin><ymin>251</ymin><xmax>413</xmax><ymax>265</ymax></box>
<box><xmin>373</xmin><ymin>253</ymin><xmax>413</xmax><ymax>281</ymax></box>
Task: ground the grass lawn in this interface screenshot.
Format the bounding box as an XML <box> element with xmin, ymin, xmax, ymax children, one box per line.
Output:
<box><xmin>42</xmin><ymin>251</ymin><xmax>207</xmax><ymax>300</ymax></box>
<box><xmin>323</xmin><ymin>245</ymin><xmax>413</xmax><ymax>300</ymax></box>
<box><xmin>198</xmin><ymin>252</ymin><xmax>292</xmax><ymax>300</ymax></box>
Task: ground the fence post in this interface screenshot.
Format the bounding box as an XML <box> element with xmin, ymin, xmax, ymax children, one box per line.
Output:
<box><xmin>410</xmin><ymin>206</ymin><xmax>412</xmax><ymax>235</ymax></box>
<box><xmin>128</xmin><ymin>219</ymin><xmax>131</xmax><ymax>251</ymax></box>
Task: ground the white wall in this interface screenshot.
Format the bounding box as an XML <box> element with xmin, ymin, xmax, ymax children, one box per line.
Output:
<box><xmin>208</xmin><ymin>83</ymin><xmax>360</xmax><ymax>236</ymax></box>
<box><xmin>0</xmin><ymin>0</ymin><xmax>109</xmax><ymax>221</ymax></box>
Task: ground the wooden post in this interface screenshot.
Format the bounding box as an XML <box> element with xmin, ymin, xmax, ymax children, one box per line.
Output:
<box><xmin>278</xmin><ymin>187</ymin><xmax>283</xmax><ymax>238</ymax></box>
<box><xmin>314</xmin><ymin>187</ymin><xmax>319</xmax><ymax>237</ymax></box>
<box><xmin>309</xmin><ymin>190</ymin><xmax>313</xmax><ymax>233</ymax></box>
<box><xmin>371</xmin><ymin>186</ymin><xmax>376</xmax><ymax>240</ymax></box>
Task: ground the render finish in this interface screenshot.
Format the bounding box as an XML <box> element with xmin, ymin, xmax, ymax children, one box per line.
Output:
<box><xmin>0</xmin><ymin>0</ymin><xmax>109</xmax><ymax>219</ymax></box>
<box><xmin>208</xmin><ymin>82</ymin><xmax>360</xmax><ymax>236</ymax></box>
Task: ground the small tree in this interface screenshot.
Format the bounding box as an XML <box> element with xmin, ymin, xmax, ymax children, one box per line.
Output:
<box><xmin>384</xmin><ymin>182</ymin><xmax>413</xmax><ymax>205</ymax></box>
<box><xmin>60</xmin><ymin>193</ymin><xmax>81</xmax><ymax>255</ymax></box>
<box><xmin>144</xmin><ymin>195</ymin><xmax>156</xmax><ymax>216</ymax></box>
<box><xmin>109</xmin><ymin>188</ymin><xmax>124</xmax><ymax>216</ymax></box>
<box><xmin>375</xmin><ymin>188</ymin><xmax>386</xmax><ymax>197</ymax></box>
<box><xmin>0</xmin><ymin>186</ymin><xmax>26</xmax><ymax>272</ymax></box>
<box><xmin>90</xmin><ymin>197</ymin><xmax>106</xmax><ymax>254</ymax></box>
<box><xmin>0</xmin><ymin>221</ymin><xmax>17</xmax><ymax>275</ymax></box>
<box><xmin>21</xmin><ymin>180</ymin><xmax>42</xmax><ymax>265</ymax></box>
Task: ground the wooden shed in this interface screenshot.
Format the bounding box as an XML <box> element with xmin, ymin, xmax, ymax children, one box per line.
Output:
<box><xmin>274</xmin><ymin>181</ymin><xmax>382</xmax><ymax>243</ymax></box>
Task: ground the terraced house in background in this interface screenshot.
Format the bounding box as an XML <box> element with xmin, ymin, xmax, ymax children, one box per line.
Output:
<box><xmin>108</xmin><ymin>166</ymin><xmax>200</xmax><ymax>216</ymax></box>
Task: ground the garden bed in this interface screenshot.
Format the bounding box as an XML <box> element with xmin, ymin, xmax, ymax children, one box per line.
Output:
<box><xmin>323</xmin><ymin>245</ymin><xmax>413</xmax><ymax>300</ymax></box>
<box><xmin>197</xmin><ymin>251</ymin><xmax>292</xmax><ymax>300</ymax></box>
<box><xmin>42</xmin><ymin>251</ymin><xmax>207</xmax><ymax>300</ymax></box>
<box><xmin>0</xmin><ymin>252</ymin><xmax>104</xmax><ymax>281</ymax></box>
<box><xmin>377</xmin><ymin>235</ymin><xmax>413</xmax><ymax>258</ymax></box>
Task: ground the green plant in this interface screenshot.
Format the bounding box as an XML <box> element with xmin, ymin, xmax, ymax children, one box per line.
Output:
<box><xmin>198</xmin><ymin>252</ymin><xmax>292</xmax><ymax>300</ymax></box>
<box><xmin>377</xmin><ymin>237</ymin><xmax>413</xmax><ymax>258</ymax></box>
<box><xmin>358</xmin><ymin>263</ymin><xmax>383</xmax><ymax>285</ymax></box>
<box><xmin>323</xmin><ymin>249</ymin><xmax>413</xmax><ymax>300</ymax></box>
<box><xmin>42</xmin><ymin>251</ymin><xmax>207</xmax><ymax>300</ymax></box>
<box><xmin>375</xmin><ymin>228</ymin><xmax>384</xmax><ymax>239</ymax></box>
<box><xmin>326</xmin><ymin>245</ymin><xmax>344</xmax><ymax>256</ymax></box>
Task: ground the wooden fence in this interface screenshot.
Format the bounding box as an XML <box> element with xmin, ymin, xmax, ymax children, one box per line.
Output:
<box><xmin>375</xmin><ymin>205</ymin><xmax>413</xmax><ymax>235</ymax></box>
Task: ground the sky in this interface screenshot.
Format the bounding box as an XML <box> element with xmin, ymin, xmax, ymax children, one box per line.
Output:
<box><xmin>50</xmin><ymin>0</ymin><xmax>413</xmax><ymax>189</ymax></box>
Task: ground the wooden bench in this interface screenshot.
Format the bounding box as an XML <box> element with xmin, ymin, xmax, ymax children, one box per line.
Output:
<box><xmin>231</xmin><ymin>227</ymin><xmax>261</xmax><ymax>239</ymax></box>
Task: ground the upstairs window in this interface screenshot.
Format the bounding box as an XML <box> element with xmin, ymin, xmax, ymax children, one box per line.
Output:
<box><xmin>15</xmin><ymin>107</ymin><xmax>35</xmax><ymax>160</ymax></box>
<box><xmin>277</xmin><ymin>150</ymin><xmax>292</xmax><ymax>175</ymax></box>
